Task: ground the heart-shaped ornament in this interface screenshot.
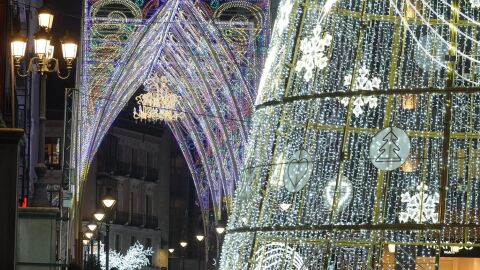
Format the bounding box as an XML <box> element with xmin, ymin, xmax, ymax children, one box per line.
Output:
<box><xmin>323</xmin><ymin>175</ymin><xmax>353</xmax><ymax>212</ymax></box>
<box><xmin>283</xmin><ymin>149</ymin><xmax>313</xmax><ymax>192</ymax></box>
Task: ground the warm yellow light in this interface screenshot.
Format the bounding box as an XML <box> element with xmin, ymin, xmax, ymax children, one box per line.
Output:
<box><xmin>85</xmin><ymin>231</ymin><xmax>94</xmax><ymax>239</ymax></box>
<box><xmin>387</xmin><ymin>244</ymin><xmax>396</xmax><ymax>253</ymax></box>
<box><xmin>451</xmin><ymin>246</ymin><xmax>461</xmax><ymax>253</ymax></box>
<box><xmin>102</xmin><ymin>194</ymin><xmax>117</xmax><ymax>208</ymax></box>
<box><xmin>83</xmin><ymin>239</ymin><xmax>89</xmax><ymax>245</ymax></box>
<box><xmin>93</xmin><ymin>209</ymin><xmax>105</xmax><ymax>221</ymax></box>
<box><xmin>87</xmin><ymin>223</ymin><xmax>97</xmax><ymax>232</ymax></box>
<box><xmin>402</xmin><ymin>95</ymin><xmax>416</xmax><ymax>110</ymax></box>
<box><xmin>11</xmin><ymin>32</ymin><xmax>27</xmax><ymax>59</ymax></box>
<box><xmin>33</xmin><ymin>28</ymin><xmax>51</xmax><ymax>57</ymax></box>
<box><xmin>61</xmin><ymin>33</ymin><xmax>77</xmax><ymax>61</ymax></box>
<box><xmin>37</xmin><ymin>6</ymin><xmax>54</xmax><ymax>30</ymax></box>
<box><xmin>196</xmin><ymin>235</ymin><xmax>205</xmax><ymax>242</ymax></box>
<box><xmin>168</xmin><ymin>248</ymin><xmax>175</xmax><ymax>253</ymax></box>
<box><xmin>180</xmin><ymin>241</ymin><xmax>188</xmax><ymax>248</ymax></box>
<box><xmin>216</xmin><ymin>227</ymin><xmax>225</xmax><ymax>235</ymax></box>
<box><xmin>401</xmin><ymin>159</ymin><xmax>417</xmax><ymax>173</ymax></box>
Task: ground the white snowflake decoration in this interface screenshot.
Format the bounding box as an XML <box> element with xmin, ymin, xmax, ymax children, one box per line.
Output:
<box><xmin>275</xmin><ymin>0</ymin><xmax>294</xmax><ymax>35</ymax></box>
<box><xmin>398</xmin><ymin>184</ymin><xmax>439</xmax><ymax>223</ymax></box>
<box><xmin>99</xmin><ymin>241</ymin><xmax>154</xmax><ymax>270</ymax></box>
<box><xmin>340</xmin><ymin>66</ymin><xmax>381</xmax><ymax>117</ymax></box>
<box><xmin>471</xmin><ymin>0</ymin><xmax>480</xmax><ymax>9</ymax></box>
<box><xmin>295</xmin><ymin>25</ymin><xmax>333</xmax><ymax>82</ymax></box>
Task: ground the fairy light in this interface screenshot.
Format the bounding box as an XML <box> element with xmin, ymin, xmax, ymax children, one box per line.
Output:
<box><xmin>221</xmin><ymin>0</ymin><xmax>480</xmax><ymax>268</ymax></box>
<box><xmin>77</xmin><ymin>0</ymin><xmax>269</xmax><ymax>222</ymax></box>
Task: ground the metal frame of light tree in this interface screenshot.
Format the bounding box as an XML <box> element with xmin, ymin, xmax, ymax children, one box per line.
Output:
<box><xmin>220</xmin><ymin>0</ymin><xmax>480</xmax><ymax>269</ymax></box>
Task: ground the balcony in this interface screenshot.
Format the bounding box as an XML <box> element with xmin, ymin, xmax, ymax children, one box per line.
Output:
<box><xmin>130</xmin><ymin>164</ymin><xmax>145</xmax><ymax>179</ymax></box>
<box><xmin>145</xmin><ymin>168</ymin><xmax>158</xmax><ymax>182</ymax></box>
<box><xmin>131</xmin><ymin>213</ymin><xmax>144</xmax><ymax>226</ymax></box>
<box><xmin>145</xmin><ymin>215</ymin><xmax>158</xmax><ymax>229</ymax></box>
<box><xmin>115</xmin><ymin>161</ymin><xmax>130</xmax><ymax>176</ymax></box>
<box><xmin>114</xmin><ymin>211</ymin><xmax>129</xmax><ymax>225</ymax></box>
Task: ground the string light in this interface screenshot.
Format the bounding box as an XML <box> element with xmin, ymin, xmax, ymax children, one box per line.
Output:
<box><xmin>221</xmin><ymin>0</ymin><xmax>480</xmax><ymax>268</ymax></box>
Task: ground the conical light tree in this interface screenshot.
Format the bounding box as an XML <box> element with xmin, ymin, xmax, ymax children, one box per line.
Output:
<box><xmin>220</xmin><ymin>0</ymin><xmax>480</xmax><ymax>269</ymax></box>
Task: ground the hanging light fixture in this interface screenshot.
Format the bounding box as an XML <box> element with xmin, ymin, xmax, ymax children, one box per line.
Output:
<box><xmin>133</xmin><ymin>74</ymin><xmax>184</xmax><ymax>122</ymax></box>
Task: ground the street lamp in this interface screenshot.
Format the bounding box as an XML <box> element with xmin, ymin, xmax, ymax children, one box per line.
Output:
<box><xmin>180</xmin><ymin>240</ymin><xmax>188</xmax><ymax>270</ymax></box>
<box><xmin>215</xmin><ymin>226</ymin><xmax>225</xmax><ymax>235</ymax></box>
<box><xmin>100</xmin><ymin>194</ymin><xmax>116</xmax><ymax>270</ymax></box>
<box><xmin>11</xmin><ymin>5</ymin><xmax>77</xmax><ymax>207</ymax></box>
<box><xmin>169</xmin><ymin>248</ymin><xmax>175</xmax><ymax>254</ymax></box>
<box><xmin>84</xmin><ymin>231</ymin><xmax>94</xmax><ymax>239</ymax></box>
<box><xmin>196</xmin><ymin>234</ymin><xmax>204</xmax><ymax>270</ymax></box>
<box><xmin>101</xmin><ymin>194</ymin><xmax>117</xmax><ymax>208</ymax></box>
<box><xmin>87</xmin><ymin>222</ymin><xmax>97</xmax><ymax>232</ymax></box>
<box><xmin>82</xmin><ymin>238</ymin><xmax>90</xmax><ymax>269</ymax></box>
<box><xmin>93</xmin><ymin>209</ymin><xmax>105</xmax><ymax>222</ymax></box>
<box><xmin>37</xmin><ymin>6</ymin><xmax>54</xmax><ymax>31</ymax></box>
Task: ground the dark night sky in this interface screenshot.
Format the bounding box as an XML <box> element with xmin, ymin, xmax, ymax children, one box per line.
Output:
<box><xmin>45</xmin><ymin>0</ymin><xmax>82</xmax><ymax>119</ymax></box>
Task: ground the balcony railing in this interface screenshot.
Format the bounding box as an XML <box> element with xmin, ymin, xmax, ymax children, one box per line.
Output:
<box><xmin>115</xmin><ymin>161</ymin><xmax>130</xmax><ymax>176</ymax></box>
<box><xmin>131</xmin><ymin>165</ymin><xmax>144</xmax><ymax>179</ymax></box>
<box><xmin>145</xmin><ymin>215</ymin><xmax>158</xmax><ymax>229</ymax></box>
<box><xmin>131</xmin><ymin>213</ymin><xmax>144</xmax><ymax>226</ymax></box>
<box><xmin>145</xmin><ymin>168</ymin><xmax>158</xmax><ymax>182</ymax></box>
<box><xmin>114</xmin><ymin>211</ymin><xmax>129</xmax><ymax>225</ymax></box>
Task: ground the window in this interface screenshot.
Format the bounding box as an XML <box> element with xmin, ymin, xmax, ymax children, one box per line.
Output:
<box><xmin>45</xmin><ymin>137</ymin><xmax>61</xmax><ymax>169</ymax></box>
<box><xmin>130</xmin><ymin>236</ymin><xmax>135</xmax><ymax>246</ymax></box>
<box><xmin>115</xmin><ymin>234</ymin><xmax>121</xmax><ymax>251</ymax></box>
<box><xmin>130</xmin><ymin>192</ymin><xmax>135</xmax><ymax>218</ymax></box>
<box><xmin>145</xmin><ymin>194</ymin><xmax>151</xmax><ymax>217</ymax></box>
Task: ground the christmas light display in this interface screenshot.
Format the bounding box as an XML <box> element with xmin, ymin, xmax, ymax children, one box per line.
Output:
<box><xmin>98</xmin><ymin>241</ymin><xmax>153</xmax><ymax>270</ymax></box>
<box><xmin>221</xmin><ymin>0</ymin><xmax>480</xmax><ymax>268</ymax></box>
<box><xmin>133</xmin><ymin>74</ymin><xmax>184</xmax><ymax>122</ymax></box>
<box><xmin>77</xmin><ymin>0</ymin><xmax>269</xmax><ymax>224</ymax></box>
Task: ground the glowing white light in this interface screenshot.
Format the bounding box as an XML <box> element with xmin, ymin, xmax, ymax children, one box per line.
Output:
<box><xmin>398</xmin><ymin>185</ymin><xmax>439</xmax><ymax>223</ymax></box>
<box><xmin>99</xmin><ymin>241</ymin><xmax>153</xmax><ymax>270</ymax></box>
<box><xmin>252</xmin><ymin>243</ymin><xmax>304</xmax><ymax>270</ymax></box>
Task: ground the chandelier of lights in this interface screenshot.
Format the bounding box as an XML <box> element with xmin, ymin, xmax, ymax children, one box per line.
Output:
<box><xmin>133</xmin><ymin>74</ymin><xmax>184</xmax><ymax>122</ymax></box>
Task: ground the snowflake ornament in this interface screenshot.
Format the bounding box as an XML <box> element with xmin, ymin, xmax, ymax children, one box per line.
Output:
<box><xmin>398</xmin><ymin>184</ymin><xmax>439</xmax><ymax>223</ymax></box>
<box><xmin>341</xmin><ymin>66</ymin><xmax>381</xmax><ymax>117</ymax></box>
<box><xmin>275</xmin><ymin>0</ymin><xmax>294</xmax><ymax>35</ymax></box>
<box><xmin>295</xmin><ymin>25</ymin><xmax>333</xmax><ymax>82</ymax></box>
<box><xmin>471</xmin><ymin>0</ymin><xmax>480</xmax><ymax>8</ymax></box>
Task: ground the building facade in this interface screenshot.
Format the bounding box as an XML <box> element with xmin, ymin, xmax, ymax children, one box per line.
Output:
<box><xmin>82</xmin><ymin>122</ymin><xmax>195</xmax><ymax>269</ymax></box>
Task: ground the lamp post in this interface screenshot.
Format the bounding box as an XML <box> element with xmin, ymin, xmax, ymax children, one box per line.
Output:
<box><xmin>196</xmin><ymin>234</ymin><xmax>204</xmax><ymax>270</ymax></box>
<box><xmin>82</xmin><ymin>238</ymin><xmax>89</xmax><ymax>269</ymax></box>
<box><xmin>84</xmin><ymin>231</ymin><xmax>94</xmax><ymax>269</ymax></box>
<box><xmin>10</xmin><ymin>5</ymin><xmax>77</xmax><ymax>206</ymax></box>
<box><xmin>94</xmin><ymin>195</ymin><xmax>116</xmax><ymax>270</ymax></box>
<box><xmin>180</xmin><ymin>240</ymin><xmax>188</xmax><ymax>270</ymax></box>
